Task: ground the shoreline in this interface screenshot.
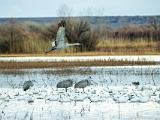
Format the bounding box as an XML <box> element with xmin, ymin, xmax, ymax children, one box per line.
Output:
<box><xmin>0</xmin><ymin>55</ymin><xmax>160</xmax><ymax>62</ymax></box>
<box><xmin>0</xmin><ymin>54</ymin><xmax>159</xmax><ymax>69</ymax></box>
<box><xmin>0</xmin><ymin>53</ymin><xmax>160</xmax><ymax>57</ymax></box>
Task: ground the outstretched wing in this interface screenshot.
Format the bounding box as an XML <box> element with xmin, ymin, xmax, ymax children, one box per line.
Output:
<box><xmin>54</xmin><ymin>27</ymin><xmax>66</xmax><ymax>49</ymax></box>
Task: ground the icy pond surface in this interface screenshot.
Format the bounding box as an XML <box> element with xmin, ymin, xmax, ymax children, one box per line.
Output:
<box><xmin>0</xmin><ymin>65</ymin><xmax>160</xmax><ymax>120</ymax></box>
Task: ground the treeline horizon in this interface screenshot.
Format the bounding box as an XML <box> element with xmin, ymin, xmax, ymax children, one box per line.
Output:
<box><xmin>0</xmin><ymin>18</ymin><xmax>160</xmax><ymax>54</ymax></box>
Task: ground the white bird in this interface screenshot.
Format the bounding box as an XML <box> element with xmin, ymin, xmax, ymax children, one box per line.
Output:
<box><xmin>46</xmin><ymin>94</ymin><xmax>59</xmax><ymax>101</ymax></box>
<box><xmin>74</xmin><ymin>93</ymin><xmax>88</xmax><ymax>101</ymax></box>
<box><xmin>46</xmin><ymin>21</ymin><xmax>81</xmax><ymax>53</ymax></box>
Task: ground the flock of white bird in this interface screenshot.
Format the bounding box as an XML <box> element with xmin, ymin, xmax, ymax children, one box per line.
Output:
<box><xmin>0</xmin><ymin>84</ymin><xmax>160</xmax><ymax>104</ymax></box>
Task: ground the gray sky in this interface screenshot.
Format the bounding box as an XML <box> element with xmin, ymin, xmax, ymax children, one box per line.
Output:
<box><xmin>0</xmin><ymin>0</ymin><xmax>160</xmax><ymax>18</ymax></box>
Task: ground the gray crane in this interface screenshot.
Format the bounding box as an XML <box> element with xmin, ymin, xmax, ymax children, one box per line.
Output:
<box><xmin>23</xmin><ymin>80</ymin><xmax>34</xmax><ymax>91</ymax></box>
<box><xmin>74</xmin><ymin>80</ymin><xmax>93</xmax><ymax>91</ymax></box>
<box><xmin>46</xmin><ymin>20</ymin><xmax>81</xmax><ymax>53</ymax></box>
<box><xmin>56</xmin><ymin>79</ymin><xmax>73</xmax><ymax>92</ymax></box>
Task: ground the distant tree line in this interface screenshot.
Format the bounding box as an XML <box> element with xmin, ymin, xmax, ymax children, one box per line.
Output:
<box><xmin>98</xmin><ymin>17</ymin><xmax>160</xmax><ymax>41</ymax></box>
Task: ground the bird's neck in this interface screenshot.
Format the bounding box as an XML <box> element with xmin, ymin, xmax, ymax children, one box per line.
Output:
<box><xmin>67</xmin><ymin>43</ymin><xmax>81</xmax><ymax>47</ymax></box>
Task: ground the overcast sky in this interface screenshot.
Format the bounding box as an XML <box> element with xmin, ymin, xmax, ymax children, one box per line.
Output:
<box><xmin>0</xmin><ymin>0</ymin><xmax>160</xmax><ymax>18</ymax></box>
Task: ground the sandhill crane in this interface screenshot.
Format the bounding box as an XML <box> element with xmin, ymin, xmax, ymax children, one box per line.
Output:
<box><xmin>45</xmin><ymin>20</ymin><xmax>81</xmax><ymax>53</ymax></box>
<box><xmin>23</xmin><ymin>80</ymin><xmax>34</xmax><ymax>91</ymax></box>
<box><xmin>56</xmin><ymin>79</ymin><xmax>73</xmax><ymax>92</ymax></box>
<box><xmin>132</xmin><ymin>81</ymin><xmax>140</xmax><ymax>89</ymax></box>
<box><xmin>74</xmin><ymin>80</ymin><xmax>93</xmax><ymax>92</ymax></box>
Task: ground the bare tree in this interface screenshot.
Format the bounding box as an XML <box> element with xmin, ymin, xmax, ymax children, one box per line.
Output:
<box><xmin>57</xmin><ymin>4</ymin><xmax>72</xmax><ymax>18</ymax></box>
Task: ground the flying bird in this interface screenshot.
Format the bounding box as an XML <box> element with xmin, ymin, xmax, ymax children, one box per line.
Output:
<box><xmin>45</xmin><ymin>21</ymin><xmax>81</xmax><ymax>53</ymax></box>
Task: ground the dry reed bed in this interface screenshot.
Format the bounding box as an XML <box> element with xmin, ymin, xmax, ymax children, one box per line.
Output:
<box><xmin>0</xmin><ymin>60</ymin><xmax>156</xmax><ymax>69</ymax></box>
<box><xmin>0</xmin><ymin>39</ymin><xmax>159</xmax><ymax>57</ymax></box>
<box><xmin>96</xmin><ymin>39</ymin><xmax>160</xmax><ymax>54</ymax></box>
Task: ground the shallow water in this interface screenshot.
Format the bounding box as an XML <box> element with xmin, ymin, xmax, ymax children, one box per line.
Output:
<box><xmin>0</xmin><ymin>65</ymin><xmax>160</xmax><ymax>88</ymax></box>
<box><xmin>0</xmin><ymin>65</ymin><xmax>160</xmax><ymax>120</ymax></box>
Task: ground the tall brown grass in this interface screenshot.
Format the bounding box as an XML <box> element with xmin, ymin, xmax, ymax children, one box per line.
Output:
<box><xmin>0</xmin><ymin>19</ymin><xmax>98</xmax><ymax>53</ymax></box>
<box><xmin>0</xmin><ymin>60</ymin><xmax>156</xmax><ymax>69</ymax></box>
<box><xmin>96</xmin><ymin>38</ymin><xmax>160</xmax><ymax>54</ymax></box>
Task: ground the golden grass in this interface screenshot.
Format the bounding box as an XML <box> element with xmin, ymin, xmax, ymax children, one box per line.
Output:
<box><xmin>0</xmin><ymin>38</ymin><xmax>159</xmax><ymax>57</ymax></box>
<box><xmin>0</xmin><ymin>51</ymin><xmax>159</xmax><ymax>57</ymax></box>
<box><xmin>96</xmin><ymin>38</ymin><xmax>160</xmax><ymax>55</ymax></box>
<box><xmin>0</xmin><ymin>60</ymin><xmax>156</xmax><ymax>69</ymax></box>
<box><xmin>97</xmin><ymin>38</ymin><xmax>157</xmax><ymax>47</ymax></box>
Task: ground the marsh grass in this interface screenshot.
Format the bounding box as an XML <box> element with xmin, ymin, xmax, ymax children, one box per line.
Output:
<box><xmin>0</xmin><ymin>60</ymin><xmax>156</xmax><ymax>69</ymax></box>
<box><xmin>42</xmin><ymin>68</ymin><xmax>95</xmax><ymax>76</ymax></box>
<box><xmin>96</xmin><ymin>38</ymin><xmax>160</xmax><ymax>54</ymax></box>
<box><xmin>0</xmin><ymin>38</ymin><xmax>159</xmax><ymax>56</ymax></box>
<box><xmin>97</xmin><ymin>38</ymin><xmax>157</xmax><ymax>48</ymax></box>
<box><xmin>0</xmin><ymin>69</ymin><xmax>27</xmax><ymax>75</ymax></box>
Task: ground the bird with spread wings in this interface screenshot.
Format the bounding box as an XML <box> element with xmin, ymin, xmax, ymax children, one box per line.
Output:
<box><xmin>45</xmin><ymin>20</ymin><xmax>81</xmax><ymax>53</ymax></box>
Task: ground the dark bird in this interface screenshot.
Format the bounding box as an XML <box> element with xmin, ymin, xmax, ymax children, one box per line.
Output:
<box><xmin>132</xmin><ymin>81</ymin><xmax>140</xmax><ymax>86</ymax></box>
<box><xmin>23</xmin><ymin>80</ymin><xmax>34</xmax><ymax>91</ymax></box>
<box><xmin>56</xmin><ymin>79</ymin><xmax>73</xmax><ymax>92</ymax></box>
<box><xmin>74</xmin><ymin>80</ymin><xmax>93</xmax><ymax>91</ymax></box>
